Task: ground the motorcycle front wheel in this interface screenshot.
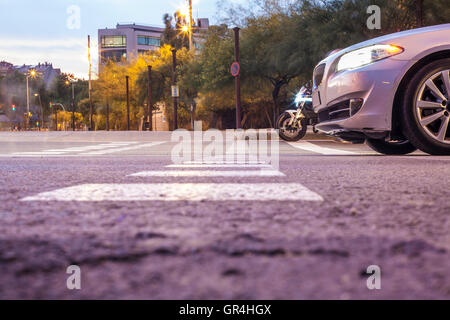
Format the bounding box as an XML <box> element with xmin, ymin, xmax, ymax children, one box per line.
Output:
<box><xmin>277</xmin><ymin>113</ymin><xmax>307</xmax><ymax>142</ymax></box>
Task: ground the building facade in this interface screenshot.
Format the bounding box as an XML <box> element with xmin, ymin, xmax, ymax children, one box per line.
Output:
<box><xmin>15</xmin><ymin>62</ymin><xmax>61</xmax><ymax>90</ymax></box>
<box><xmin>97</xmin><ymin>20</ymin><xmax>209</xmax><ymax>131</ymax></box>
<box><xmin>98</xmin><ymin>19</ymin><xmax>210</xmax><ymax>67</ymax></box>
<box><xmin>98</xmin><ymin>24</ymin><xmax>164</xmax><ymax>67</ymax></box>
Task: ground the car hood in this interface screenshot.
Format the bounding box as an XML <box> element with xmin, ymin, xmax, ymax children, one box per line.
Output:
<box><xmin>318</xmin><ymin>23</ymin><xmax>450</xmax><ymax>65</ymax></box>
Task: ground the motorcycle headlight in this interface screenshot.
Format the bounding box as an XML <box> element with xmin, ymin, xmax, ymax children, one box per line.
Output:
<box><xmin>295</xmin><ymin>93</ymin><xmax>312</xmax><ymax>106</ymax></box>
<box><xmin>335</xmin><ymin>44</ymin><xmax>404</xmax><ymax>73</ymax></box>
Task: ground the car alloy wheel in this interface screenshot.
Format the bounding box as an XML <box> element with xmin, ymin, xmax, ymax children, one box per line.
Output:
<box><xmin>415</xmin><ymin>69</ymin><xmax>450</xmax><ymax>145</ymax></box>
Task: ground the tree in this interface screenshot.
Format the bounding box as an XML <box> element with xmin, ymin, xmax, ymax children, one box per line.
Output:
<box><xmin>161</xmin><ymin>11</ymin><xmax>189</xmax><ymax>50</ymax></box>
<box><xmin>242</xmin><ymin>12</ymin><xmax>311</xmax><ymax>126</ymax></box>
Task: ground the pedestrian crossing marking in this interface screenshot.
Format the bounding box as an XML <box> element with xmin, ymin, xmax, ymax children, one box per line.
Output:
<box><xmin>10</xmin><ymin>142</ymin><xmax>164</xmax><ymax>156</ymax></box>
<box><xmin>288</xmin><ymin>141</ymin><xmax>357</xmax><ymax>155</ymax></box>
<box><xmin>21</xmin><ymin>183</ymin><xmax>323</xmax><ymax>202</ymax></box>
<box><xmin>166</xmin><ymin>164</ymin><xmax>274</xmax><ymax>168</ymax></box>
<box><xmin>129</xmin><ymin>170</ymin><xmax>285</xmax><ymax>177</ymax></box>
<box><xmin>80</xmin><ymin>142</ymin><xmax>164</xmax><ymax>155</ymax></box>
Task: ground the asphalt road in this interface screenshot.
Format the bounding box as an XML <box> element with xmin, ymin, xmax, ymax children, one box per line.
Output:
<box><xmin>0</xmin><ymin>132</ymin><xmax>449</xmax><ymax>299</ymax></box>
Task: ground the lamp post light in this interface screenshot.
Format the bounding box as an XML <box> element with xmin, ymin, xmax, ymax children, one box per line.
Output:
<box><xmin>65</xmin><ymin>79</ymin><xmax>76</xmax><ymax>131</ymax></box>
<box><xmin>26</xmin><ymin>70</ymin><xmax>37</xmax><ymax>130</ymax></box>
<box><xmin>34</xmin><ymin>93</ymin><xmax>44</xmax><ymax>131</ymax></box>
<box><xmin>188</xmin><ymin>0</ymin><xmax>193</xmax><ymax>51</ymax></box>
<box><xmin>50</xmin><ymin>103</ymin><xmax>66</xmax><ymax>131</ymax></box>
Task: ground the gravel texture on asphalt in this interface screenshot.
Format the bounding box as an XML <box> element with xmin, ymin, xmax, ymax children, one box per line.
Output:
<box><xmin>0</xmin><ymin>152</ymin><xmax>449</xmax><ymax>299</ymax></box>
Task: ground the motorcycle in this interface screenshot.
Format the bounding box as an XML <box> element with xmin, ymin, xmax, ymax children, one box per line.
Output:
<box><xmin>277</xmin><ymin>83</ymin><xmax>319</xmax><ymax>142</ymax></box>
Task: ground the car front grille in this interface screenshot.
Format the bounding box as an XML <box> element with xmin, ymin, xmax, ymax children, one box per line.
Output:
<box><xmin>313</xmin><ymin>64</ymin><xmax>326</xmax><ymax>88</ymax></box>
<box><xmin>318</xmin><ymin>100</ymin><xmax>351</xmax><ymax>123</ymax></box>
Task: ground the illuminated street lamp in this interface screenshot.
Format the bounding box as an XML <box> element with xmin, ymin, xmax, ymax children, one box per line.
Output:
<box><xmin>26</xmin><ymin>69</ymin><xmax>37</xmax><ymax>130</ymax></box>
<box><xmin>179</xmin><ymin>3</ymin><xmax>189</xmax><ymax>17</ymax></box>
<box><xmin>65</xmin><ymin>79</ymin><xmax>77</xmax><ymax>131</ymax></box>
<box><xmin>34</xmin><ymin>93</ymin><xmax>44</xmax><ymax>130</ymax></box>
<box><xmin>50</xmin><ymin>102</ymin><xmax>65</xmax><ymax>131</ymax></box>
<box><xmin>178</xmin><ymin>0</ymin><xmax>193</xmax><ymax>50</ymax></box>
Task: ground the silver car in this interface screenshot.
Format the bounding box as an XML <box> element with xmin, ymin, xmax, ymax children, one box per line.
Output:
<box><xmin>312</xmin><ymin>24</ymin><xmax>450</xmax><ymax>155</ymax></box>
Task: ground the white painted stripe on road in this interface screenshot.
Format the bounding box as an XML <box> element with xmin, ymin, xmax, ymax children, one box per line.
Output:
<box><xmin>11</xmin><ymin>152</ymin><xmax>66</xmax><ymax>155</ymax></box>
<box><xmin>11</xmin><ymin>142</ymin><xmax>143</xmax><ymax>156</ymax></box>
<box><xmin>45</xmin><ymin>144</ymin><xmax>134</xmax><ymax>152</ymax></box>
<box><xmin>21</xmin><ymin>183</ymin><xmax>323</xmax><ymax>202</ymax></box>
<box><xmin>182</xmin><ymin>161</ymin><xmax>269</xmax><ymax>165</ymax></box>
<box><xmin>166</xmin><ymin>164</ymin><xmax>273</xmax><ymax>168</ymax></box>
<box><xmin>129</xmin><ymin>170</ymin><xmax>285</xmax><ymax>177</ymax></box>
<box><xmin>288</xmin><ymin>141</ymin><xmax>357</xmax><ymax>155</ymax></box>
<box><xmin>80</xmin><ymin>142</ymin><xmax>165</xmax><ymax>155</ymax></box>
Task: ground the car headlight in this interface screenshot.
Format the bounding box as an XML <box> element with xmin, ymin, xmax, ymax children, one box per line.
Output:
<box><xmin>335</xmin><ymin>44</ymin><xmax>404</xmax><ymax>72</ymax></box>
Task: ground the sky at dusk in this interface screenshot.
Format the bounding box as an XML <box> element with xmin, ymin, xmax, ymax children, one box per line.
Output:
<box><xmin>0</xmin><ymin>0</ymin><xmax>239</xmax><ymax>79</ymax></box>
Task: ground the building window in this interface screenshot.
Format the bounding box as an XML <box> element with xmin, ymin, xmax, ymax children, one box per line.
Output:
<box><xmin>137</xmin><ymin>36</ymin><xmax>160</xmax><ymax>47</ymax></box>
<box><xmin>138</xmin><ymin>49</ymin><xmax>151</xmax><ymax>55</ymax></box>
<box><xmin>101</xmin><ymin>50</ymin><xmax>127</xmax><ymax>62</ymax></box>
<box><xmin>194</xmin><ymin>42</ymin><xmax>203</xmax><ymax>50</ymax></box>
<box><xmin>101</xmin><ymin>36</ymin><xmax>127</xmax><ymax>48</ymax></box>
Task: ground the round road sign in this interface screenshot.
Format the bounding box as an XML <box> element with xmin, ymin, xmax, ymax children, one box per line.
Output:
<box><xmin>231</xmin><ymin>62</ymin><xmax>240</xmax><ymax>77</ymax></box>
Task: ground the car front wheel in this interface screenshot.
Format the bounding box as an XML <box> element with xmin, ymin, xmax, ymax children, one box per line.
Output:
<box><xmin>401</xmin><ymin>58</ymin><xmax>450</xmax><ymax>155</ymax></box>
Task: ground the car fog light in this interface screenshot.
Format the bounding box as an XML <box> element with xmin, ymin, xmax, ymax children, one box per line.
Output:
<box><xmin>350</xmin><ymin>98</ymin><xmax>364</xmax><ymax>116</ymax></box>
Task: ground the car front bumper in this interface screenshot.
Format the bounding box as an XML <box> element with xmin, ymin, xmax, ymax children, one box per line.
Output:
<box><xmin>312</xmin><ymin>58</ymin><xmax>410</xmax><ymax>135</ymax></box>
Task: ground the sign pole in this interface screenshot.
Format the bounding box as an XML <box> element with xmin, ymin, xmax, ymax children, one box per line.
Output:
<box><xmin>88</xmin><ymin>35</ymin><xmax>93</xmax><ymax>131</ymax></box>
<box><xmin>233</xmin><ymin>27</ymin><xmax>242</xmax><ymax>129</ymax></box>
<box><xmin>148</xmin><ymin>65</ymin><xmax>153</xmax><ymax>131</ymax></box>
<box><xmin>126</xmin><ymin>75</ymin><xmax>130</xmax><ymax>131</ymax></box>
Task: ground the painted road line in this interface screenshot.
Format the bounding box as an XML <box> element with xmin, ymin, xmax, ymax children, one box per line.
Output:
<box><xmin>166</xmin><ymin>164</ymin><xmax>274</xmax><ymax>168</ymax></box>
<box><xmin>11</xmin><ymin>152</ymin><xmax>66</xmax><ymax>156</ymax></box>
<box><xmin>288</xmin><ymin>141</ymin><xmax>357</xmax><ymax>155</ymax></box>
<box><xmin>166</xmin><ymin>161</ymin><xmax>273</xmax><ymax>169</ymax></box>
<box><xmin>46</xmin><ymin>142</ymin><xmax>140</xmax><ymax>152</ymax></box>
<box><xmin>21</xmin><ymin>183</ymin><xmax>323</xmax><ymax>202</ymax></box>
<box><xmin>129</xmin><ymin>170</ymin><xmax>285</xmax><ymax>177</ymax></box>
<box><xmin>12</xmin><ymin>143</ymin><xmax>142</xmax><ymax>156</ymax></box>
<box><xmin>80</xmin><ymin>142</ymin><xmax>165</xmax><ymax>155</ymax></box>
<box><xmin>182</xmin><ymin>161</ymin><xmax>269</xmax><ymax>165</ymax></box>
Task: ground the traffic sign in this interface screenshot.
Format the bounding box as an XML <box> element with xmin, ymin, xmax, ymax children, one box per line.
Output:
<box><xmin>231</xmin><ymin>62</ymin><xmax>240</xmax><ymax>77</ymax></box>
<box><xmin>171</xmin><ymin>85</ymin><xmax>179</xmax><ymax>98</ymax></box>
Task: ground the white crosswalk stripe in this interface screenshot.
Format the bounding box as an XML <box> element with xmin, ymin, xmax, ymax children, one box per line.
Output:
<box><xmin>129</xmin><ymin>170</ymin><xmax>285</xmax><ymax>177</ymax></box>
<box><xmin>166</xmin><ymin>164</ymin><xmax>273</xmax><ymax>168</ymax></box>
<box><xmin>79</xmin><ymin>142</ymin><xmax>164</xmax><ymax>155</ymax></box>
<box><xmin>288</xmin><ymin>141</ymin><xmax>357</xmax><ymax>155</ymax></box>
<box><xmin>10</xmin><ymin>142</ymin><xmax>162</xmax><ymax>156</ymax></box>
<box><xmin>22</xmin><ymin>183</ymin><xmax>323</xmax><ymax>202</ymax></box>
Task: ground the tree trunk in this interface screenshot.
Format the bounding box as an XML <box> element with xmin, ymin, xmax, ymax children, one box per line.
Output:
<box><xmin>264</xmin><ymin>108</ymin><xmax>273</xmax><ymax>128</ymax></box>
<box><xmin>416</xmin><ymin>0</ymin><xmax>423</xmax><ymax>28</ymax></box>
<box><xmin>272</xmin><ymin>84</ymin><xmax>282</xmax><ymax>128</ymax></box>
<box><xmin>241</xmin><ymin>113</ymin><xmax>248</xmax><ymax>129</ymax></box>
<box><xmin>106</xmin><ymin>99</ymin><xmax>110</xmax><ymax>131</ymax></box>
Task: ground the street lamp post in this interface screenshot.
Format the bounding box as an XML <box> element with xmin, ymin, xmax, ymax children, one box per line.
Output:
<box><xmin>233</xmin><ymin>27</ymin><xmax>242</xmax><ymax>129</ymax></box>
<box><xmin>126</xmin><ymin>76</ymin><xmax>130</xmax><ymax>131</ymax></box>
<box><xmin>65</xmin><ymin>80</ymin><xmax>76</xmax><ymax>131</ymax></box>
<box><xmin>34</xmin><ymin>93</ymin><xmax>43</xmax><ymax>131</ymax></box>
<box><xmin>26</xmin><ymin>70</ymin><xmax>36</xmax><ymax>130</ymax></box>
<box><xmin>50</xmin><ymin>103</ymin><xmax>65</xmax><ymax>131</ymax></box>
<box><xmin>148</xmin><ymin>65</ymin><xmax>153</xmax><ymax>131</ymax></box>
<box><xmin>188</xmin><ymin>0</ymin><xmax>193</xmax><ymax>51</ymax></box>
